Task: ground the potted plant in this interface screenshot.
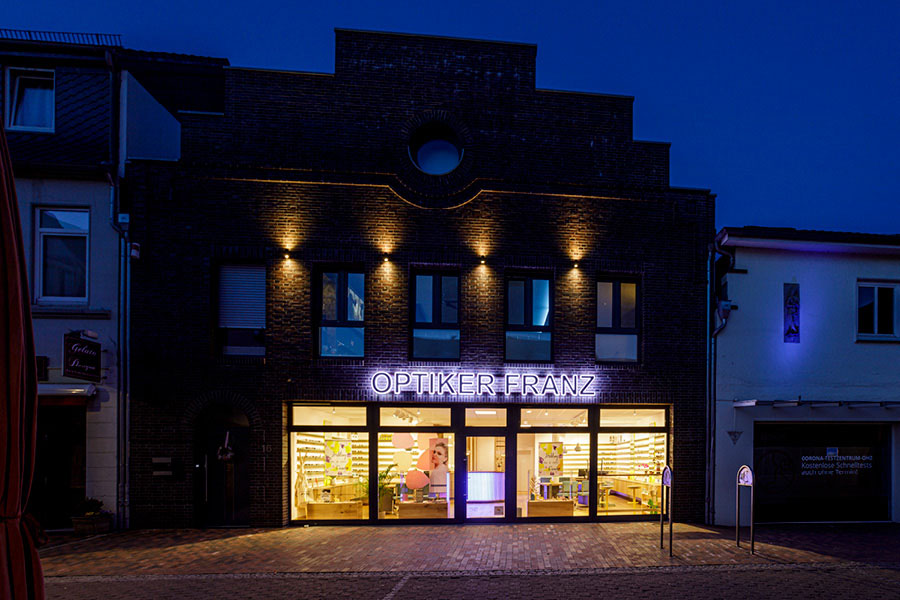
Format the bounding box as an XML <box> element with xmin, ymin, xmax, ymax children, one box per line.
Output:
<box><xmin>353</xmin><ymin>464</ymin><xmax>398</xmax><ymax>515</ymax></box>
<box><xmin>377</xmin><ymin>464</ymin><xmax>398</xmax><ymax>516</ymax></box>
<box><xmin>71</xmin><ymin>498</ymin><xmax>113</xmax><ymax>535</ymax></box>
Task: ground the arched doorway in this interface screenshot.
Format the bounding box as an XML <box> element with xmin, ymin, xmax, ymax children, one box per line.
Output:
<box><xmin>194</xmin><ymin>404</ymin><xmax>250</xmax><ymax>527</ymax></box>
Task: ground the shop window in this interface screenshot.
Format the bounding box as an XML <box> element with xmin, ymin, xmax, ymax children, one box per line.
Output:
<box><xmin>36</xmin><ymin>209</ymin><xmax>89</xmax><ymax>302</ymax></box>
<box><xmin>292</xmin><ymin>405</ymin><xmax>367</xmax><ymax>427</ymax></box>
<box><xmin>465</xmin><ymin>408</ymin><xmax>507</xmax><ymax>427</ymax></box>
<box><xmin>317</xmin><ymin>270</ymin><xmax>365</xmax><ymax>357</ymax></box>
<box><xmin>596</xmin><ymin>279</ymin><xmax>639</xmax><ymax>362</ymax></box>
<box><xmin>218</xmin><ymin>264</ymin><xmax>266</xmax><ymax>355</ymax></box>
<box><xmin>597</xmin><ymin>432</ymin><xmax>666</xmax><ymax>516</ymax></box>
<box><xmin>379</xmin><ymin>407</ymin><xmax>451</xmax><ymax>427</ymax></box>
<box><xmin>857</xmin><ymin>283</ymin><xmax>897</xmax><ymax>339</ymax></box>
<box><xmin>291</xmin><ymin>431</ymin><xmax>369</xmax><ymax>520</ymax></box>
<box><xmin>378</xmin><ymin>432</ymin><xmax>455</xmax><ymax>520</ymax></box>
<box><xmin>506</xmin><ymin>275</ymin><xmax>552</xmax><ymax>361</ymax></box>
<box><xmin>599</xmin><ymin>408</ymin><xmax>665</xmax><ymax>428</ymax></box>
<box><xmin>520</xmin><ymin>408</ymin><xmax>588</xmax><ymax>428</ymax></box>
<box><xmin>517</xmin><ymin>432</ymin><xmax>590</xmax><ymax>518</ymax></box>
<box><xmin>412</xmin><ymin>272</ymin><xmax>459</xmax><ymax>359</ymax></box>
<box><xmin>6</xmin><ymin>68</ymin><xmax>54</xmax><ymax>132</ymax></box>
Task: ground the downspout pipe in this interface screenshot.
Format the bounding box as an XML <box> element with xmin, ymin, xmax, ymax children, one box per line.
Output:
<box><xmin>106</xmin><ymin>48</ymin><xmax>130</xmax><ymax>529</ymax></box>
<box><xmin>706</xmin><ymin>232</ymin><xmax>736</xmax><ymax>524</ymax></box>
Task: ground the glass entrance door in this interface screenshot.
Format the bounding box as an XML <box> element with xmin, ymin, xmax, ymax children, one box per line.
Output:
<box><xmin>464</xmin><ymin>435</ymin><xmax>506</xmax><ymax>518</ymax></box>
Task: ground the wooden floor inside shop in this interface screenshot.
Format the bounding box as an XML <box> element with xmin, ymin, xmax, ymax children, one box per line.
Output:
<box><xmin>516</xmin><ymin>493</ymin><xmax>660</xmax><ymax>518</ymax></box>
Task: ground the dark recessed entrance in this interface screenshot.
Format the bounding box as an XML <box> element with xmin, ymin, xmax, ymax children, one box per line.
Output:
<box><xmin>194</xmin><ymin>404</ymin><xmax>250</xmax><ymax>527</ymax></box>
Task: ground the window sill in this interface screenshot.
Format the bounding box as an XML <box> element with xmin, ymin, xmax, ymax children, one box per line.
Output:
<box><xmin>215</xmin><ymin>355</ymin><xmax>266</xmax><ymax>366</ymax></box>
<box><xmin>596</xmin><ymin>361</ymin><xmax>641</xmax><ymax>368</ymax></box>
<box><xmin>32</xmin><ymin>306</ymin><xmax>111</xmax><ymax>320</ymax></box>
<box><xmin>6</xmin><ymin>125</ymin><xmax>54</xmax><ymax>134</ymax></box>
<box><xmin>315</xmin><ymin>356</ymin><xmax>366</xmax><ymax>364</ymax></box>
<box><xmin>855</xmin><ymin>336</ymin><xmax>900</xmax><ymax>344</ymax></box>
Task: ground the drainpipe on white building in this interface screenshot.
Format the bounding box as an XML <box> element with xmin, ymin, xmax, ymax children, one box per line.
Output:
<box><xmin>706</xmin><ymin>236</ymin><xmax>735</xmax><ymax>524</ymax></box>
<box><xmin>106</xmin><ymin>48</ymin><xmax>131</xmax><ymax>529</ymax></box>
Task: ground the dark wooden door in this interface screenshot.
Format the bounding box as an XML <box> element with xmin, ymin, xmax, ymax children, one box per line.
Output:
<box><xmin>194</xmin><ymin>405</ymin><xmax>250</xmax><ymax>527</ymax></box>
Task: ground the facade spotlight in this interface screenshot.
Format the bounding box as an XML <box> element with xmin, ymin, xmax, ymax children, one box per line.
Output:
<box><xmin>383</xmin><ymin>256</ymin><xmax>389</xmax><ymax>262</ymax></box>
<box><xmin>573</xmin><ymin>263</ymin><xmax>579</xmax><ymax>269</ymax></box>
<box><xmin>284</xmin><ymin>253</ymin><xmax>290</xmax><ymax>259</ymax></box>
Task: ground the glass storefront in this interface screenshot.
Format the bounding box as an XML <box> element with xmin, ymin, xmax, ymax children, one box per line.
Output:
<box><xmin>378</xmin><ymin>432</ymin><xmax>455</xmax><ymax>519</ymax></box>
<box><xmin>288</xmin><ymin>403</ymin><xmax>668</xmax><ymax>522</ymax></box>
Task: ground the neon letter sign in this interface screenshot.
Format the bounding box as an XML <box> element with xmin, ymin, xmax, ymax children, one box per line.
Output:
<box><xmin>370</xmin><ymin>370</ymin><xmax>596</xmax><ymax>397</ymax></box>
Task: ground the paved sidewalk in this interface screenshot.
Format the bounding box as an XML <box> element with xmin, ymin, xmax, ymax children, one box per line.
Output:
<box><xmin>40</xmin><ymin>522</ymin><xmax>900</xmax><ymax>576</ymax></box>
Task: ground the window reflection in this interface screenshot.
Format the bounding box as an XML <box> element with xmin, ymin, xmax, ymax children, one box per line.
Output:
<box><xmin>320</xmin><ymin>327</ymin><xmax>364</xmax><ymax>357</ymax></box>
<box><xmin>508</xmin><ymin>280</ymin><xmax>525</xmax><ymax>325</ymax></box>
<box><xmin>322</xmin><ymin>273</ymin><xmax>338</xmax><ymax>320</ymax></box>
<box><xmin>532</xmin><ymin>279</ymin><xmax>550</xmax><ymax>326</ymax></box>
<box><xmin>348</xmin><ymin>273</ymin><xmax>364</xmax><ymax>321</ymax></box>
<box><xmin>441</xmin><ymin>276</ymin><xmax>458</xmax><ymax>323</ymax></box>
<box><xmin>505</xmin><ymin>331</ymin><xmax>551</xmax><ymax>361</ymax></box>
<box><xmin>413</xmin><ymin>329</ymin><xmax>459</xmax><ymax>359</ymax></box>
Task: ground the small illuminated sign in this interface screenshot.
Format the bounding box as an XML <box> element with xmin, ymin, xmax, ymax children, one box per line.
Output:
<box><xmin>370</xmin><ymin>370</ymin><xmax>596</xmax><ymax>397</ymax></box>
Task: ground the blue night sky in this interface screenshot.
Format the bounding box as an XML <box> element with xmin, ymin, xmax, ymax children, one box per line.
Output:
<box><xmin>9</xmin><ymin>1</ymin><xmax>900</xmax><ymax>234</ymax></box>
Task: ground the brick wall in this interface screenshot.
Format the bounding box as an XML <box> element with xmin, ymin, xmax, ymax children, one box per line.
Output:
<box><xmin>127</xmin><ymin>30</ymin><xmax>714</xmax><ymax>527</ymax></box>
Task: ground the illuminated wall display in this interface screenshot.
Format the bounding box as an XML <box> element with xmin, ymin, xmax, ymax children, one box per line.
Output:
<box><xmin>370</xmin><ymin>370</ymin><xmax>596</xmax><ymax>397</ymax></box>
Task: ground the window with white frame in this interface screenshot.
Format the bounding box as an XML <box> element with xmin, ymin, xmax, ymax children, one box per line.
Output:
<box><xmin>857</xmin><ymin>282</ymin><xmax>898</xmax><ymax>339</ymax></box>
<box><xmin>218</xmin><ymin>264</ymin><xmax>266</xmax><ymax>355</ymax></box>
<box><xmin>6</xmin><ymin>68</ymin><xmax>55</xmax><ymax>132</ymax></box>
<box><xmin>36</xmin><ymin>209</ymin><xmax>89</xmax><ymax>302</ymax></box>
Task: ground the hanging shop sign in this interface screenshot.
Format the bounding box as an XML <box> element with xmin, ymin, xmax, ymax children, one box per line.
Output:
<box><xmin>63</xmin><ymin>333</ymin><xmax>102</xmax><ymax>382</ymax></box>
<box><xmin>370</xmin><ymin>371</ymin><xmax>597</xmax><ymax>397</ymax></box>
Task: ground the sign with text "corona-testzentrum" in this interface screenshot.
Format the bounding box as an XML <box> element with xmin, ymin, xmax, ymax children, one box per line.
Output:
<box><xmin>370</xmin><ymin>371</ymin><xmax>596</xmax><ymax>397</ymax></box>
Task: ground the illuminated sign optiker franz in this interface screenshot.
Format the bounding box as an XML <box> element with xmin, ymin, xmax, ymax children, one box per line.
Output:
<box><xmin>370</xmin><ymin>371</ymin><xmax>596</xmax><ymax>397</ymax></box>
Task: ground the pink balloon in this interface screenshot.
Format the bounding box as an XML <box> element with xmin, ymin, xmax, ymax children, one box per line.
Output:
<box><xmin>391</xmin><ymin>432</ymin><xmax>414</xmax><ymax>449</ymax></box>
<box><xmin>405</xmin><ymin>469</ymin><xmax>430</xmax><ymax>489</ymax></box>
<box><xmin>416</xmin><ymin>449</ymin><xmax>433</xmax><ymax>470</ymax></box>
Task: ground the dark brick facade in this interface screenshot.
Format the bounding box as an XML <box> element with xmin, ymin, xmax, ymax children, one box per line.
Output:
<box><xmin>126</xmin><ymin>30</ymin><xmax>714</xmax><ymax>527</ymax></box>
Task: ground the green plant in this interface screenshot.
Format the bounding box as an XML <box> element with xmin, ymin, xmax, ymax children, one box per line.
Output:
<box><xmin>74</xmin><ymin>497</ymin><xmax>110</xmax><ymax>518</ymax></box>
<box><xmin>353</xmin><ymin>464</ymin><xmax>399</xmax><ymax>501</ymax></box>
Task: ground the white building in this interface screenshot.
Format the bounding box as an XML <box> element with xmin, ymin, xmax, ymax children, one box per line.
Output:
<box><xmin>713</xmin><ymin>226</ymin><xmax>900</xmax><ymax>525</ymax></box>
<box><xmin>3</xmin><ymin>29</ymin><xmax>185</xmax><ymax>529</ymax></box>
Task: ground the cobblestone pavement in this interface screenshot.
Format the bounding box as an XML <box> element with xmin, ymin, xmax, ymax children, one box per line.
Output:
<box><xmin>45</xmin><ymin>564</ymin><xmax>900</xmax><ymax>600</ymax></box>
<box><xmin>40</xmin><ymin>523</ymin><xmax>900</xmax><ymax>599</ymax></box>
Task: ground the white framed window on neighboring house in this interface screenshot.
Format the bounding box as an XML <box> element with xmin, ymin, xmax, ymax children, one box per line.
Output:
<box><xmin>6</xmin><ymin>68</ymin><xmax>55</xmax><ymax>132</ymax></box>
<box><xmin>218</xmin><ymin>264</ymin><xmax>266</xmax><ymax>356</ymax></box>
<box><xmin>36</xmin><ymin>208</ymin><xmax>89</xmax><ymax>303</ymax></box>
<box><xmin>857</xmin><ymin>281</ymin><xmax>899</xmax><ymax>340</ymax></box>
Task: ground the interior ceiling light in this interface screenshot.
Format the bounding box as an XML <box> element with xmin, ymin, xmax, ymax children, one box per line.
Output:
<box><xmin>474</xmin><ymin>410</ymin><xmax>497</xmax><ymax>415</ymax></box>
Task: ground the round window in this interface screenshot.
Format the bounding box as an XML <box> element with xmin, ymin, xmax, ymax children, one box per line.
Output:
<box><xmin>408</xmin><ymin>122</ymin><xmax>463</xmax><ymax>175</ymax></box>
